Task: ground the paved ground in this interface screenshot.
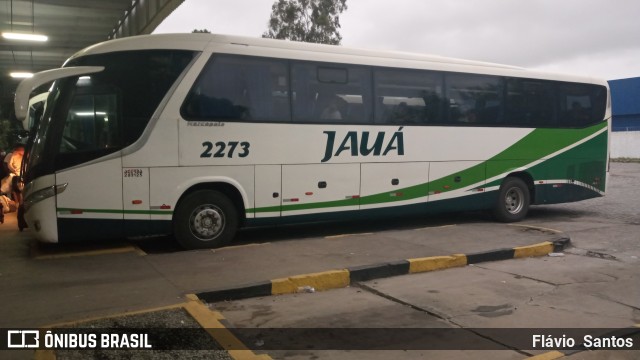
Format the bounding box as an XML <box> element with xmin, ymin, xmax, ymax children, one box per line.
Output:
<box><xmin>204</xmin><ymin>162</ymin><xmax>640</xmax><ymax>359</ymax></box>
<box><xmin>0</xmin><ymin>162</ymin><xmax>638</xmax><ymax>359</ymax></box>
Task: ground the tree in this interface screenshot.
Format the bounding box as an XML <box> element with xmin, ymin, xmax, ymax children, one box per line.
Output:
<box><xmin>263</xmin><ymin>0</ymin><xmax>347</xmax><ymax>45</ymax></box>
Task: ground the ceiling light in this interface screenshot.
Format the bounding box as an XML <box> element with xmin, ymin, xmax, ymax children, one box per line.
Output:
<box><xmin>2</xmin><ymin>32</ymin><xmax>48</xmax><ymax>42</ymax></box>
<box><xmin>10</xmin><ymin>72</ymin><xmax>34</xmax><ymax>78</ymax></box>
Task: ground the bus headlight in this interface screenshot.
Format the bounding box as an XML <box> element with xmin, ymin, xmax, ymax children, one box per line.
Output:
<box><xmin>23</xmin><ymin>183</ymin><xmax>68</xmax><ymax>212</ymax></box>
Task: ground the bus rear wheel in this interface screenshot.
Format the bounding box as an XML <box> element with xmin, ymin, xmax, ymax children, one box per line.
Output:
<box><xmin>173</xmin><ymin>190</ymin><xmax>238</xmax><ymax>249</ymax></box>
<box><xmin>493</xmin><ymin>177</ymin><xmax>530</xmax><ymax>222</ymax></box>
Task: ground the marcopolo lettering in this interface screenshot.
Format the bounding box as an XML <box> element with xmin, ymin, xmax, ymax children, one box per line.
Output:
<box><xmin>321</xmin><ymin>127</ymin><xmax>405</xmax><ymax>162</ymax></box>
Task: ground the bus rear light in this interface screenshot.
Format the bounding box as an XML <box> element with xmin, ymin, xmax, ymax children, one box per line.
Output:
<box><xmin>305</xmin><ymin>192</ymin><xmax>314</xmax><ymax>196</ymax></box>
<box><xmin>160</xmin><ymin>204</ymin><xmax>171</xmax><ymax>209</ymax></box>
<box><xmin>132</xmin><ymin>200</ymin><xmax>143</xmax><ymax>205</ymax></box>
<box><xmin>70</xmin><ymin>210</ymin><xmax>83</xmax><ymax>215</ymax></box>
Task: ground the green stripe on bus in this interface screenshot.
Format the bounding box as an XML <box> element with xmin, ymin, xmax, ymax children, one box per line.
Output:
<box><xmin>59</xmin><ymin>123</ymin><xmax>608</xmax><ymax>217</ymax></box>
<box><xmin>248</xmin><ymin>122</ymin><xmax>607</xmax><ymax>214</ymax></box>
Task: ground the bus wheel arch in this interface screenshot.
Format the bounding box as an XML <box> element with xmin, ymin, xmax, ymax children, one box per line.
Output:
<box><xmin>493</xmin><ymin>172</ymin><xmax>534</xmax><ymax>222</ymax></box>
<box><xmin>173</xmin><ymin>182</ymin><xmax>245</xmax><ymax>249</ymax></box>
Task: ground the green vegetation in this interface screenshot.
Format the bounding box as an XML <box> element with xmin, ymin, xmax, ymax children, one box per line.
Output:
<box><xmin>263</xmin><ymin>0</ymin><xmax>347</xmax><ymax>45</ymax></box>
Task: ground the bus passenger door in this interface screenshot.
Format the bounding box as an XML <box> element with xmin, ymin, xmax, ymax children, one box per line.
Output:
<box><xmin>281</xmin><ymin>164</ymin><xmax>360</xmax><ymax>219</ymax></box>
<box><xmin>55</xmin><ymin>157</ymin><xmax>124</xmax><ymax>241</ymax></box>
<box><xmin>254</xmin><ymin>165</ymin><xmax>281</xmax><ymax>218</ymax></box>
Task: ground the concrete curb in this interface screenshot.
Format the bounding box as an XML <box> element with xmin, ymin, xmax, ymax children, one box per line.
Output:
<box><xmin>197</xmin><ymin>236</ymin><xmax>570</xmax><ymax>303</ymax></box>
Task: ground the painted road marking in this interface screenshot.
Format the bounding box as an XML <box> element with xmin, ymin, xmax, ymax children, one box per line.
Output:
<box><xmin>31</xmin><ymin>241</ymin><xmax>146</xmax><ymax>260</ymax></box>
<box><xmin>34</xmin><ymin>297</ymin><xmax>270</xmax><ymax>360</ymax></box>
<box><xmin>325</xmin><ymin>232</ymin><xmax>374</xmax><ymax>239</ymax></box>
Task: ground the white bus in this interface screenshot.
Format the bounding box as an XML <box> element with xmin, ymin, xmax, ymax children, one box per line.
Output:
<box><xmin>15</xmin><ymin>34</ymin><xmax>610</xmax><ymax>249</ymax></box>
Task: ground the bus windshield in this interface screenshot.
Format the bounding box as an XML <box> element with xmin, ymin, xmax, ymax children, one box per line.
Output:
<box><xmin>25</xmin><ymin>85</ymin><xmax>61</xmax><ymax>182</ymax></box>
<box><xmin>23</xmin><ymin>50</ymin><xmax>197</xmax><ymax>183</ymax></box>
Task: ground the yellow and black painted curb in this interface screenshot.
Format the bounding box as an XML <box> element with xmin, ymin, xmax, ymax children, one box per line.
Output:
<box><xmin>197</xmin><ymin>236</ymin><xmax>570</xmax><ymax>303</ymax></box>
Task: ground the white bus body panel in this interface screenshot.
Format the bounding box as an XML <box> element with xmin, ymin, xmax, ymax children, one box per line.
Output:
<box><xmin>360</xmin><ymin>162</ymin><xmax>430</xmax><ymax>210</ymax></box>
<box><xmin>175</xmin><ymin>123</ymin><xmax>533</xmax><ymax>165</ymax></box>
<box><xmin>149</xmin><ymin>166</ymin><xmax>255</xmax><ymax>221</ymax></box>
<box><xmin>429</xmin><ymin>161</ymin><xmax>485</xmax><ymax>201</ymax></box>
<box><xmin>255</xmin><ymin>165</ymin><xmax>281</xmax><ymax>218</ymax></box>
<box><xmin>282</xmin><ymin>164</ymin><xmax>360</xmax><ymax>216</ymax></box>
<box><xmin>56</xmin><ymin>157</ymin><xmax>123</xmax><ymax>220</ymax></box>
<box><xmin>123</xmin><ymin>167</ymin><xmax>150</xmax><ymax>221</ymax></box>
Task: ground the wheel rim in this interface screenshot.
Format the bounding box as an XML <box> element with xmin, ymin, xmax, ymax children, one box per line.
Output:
<box><xmin>189</xmin><ymin>204</ymin><xmax>225</xmax><ymax>241</ymax></box>
<box><xmin>504</xmin><ymin>187</ymin><xmax>525</xmax><ymax>215</ymax></box>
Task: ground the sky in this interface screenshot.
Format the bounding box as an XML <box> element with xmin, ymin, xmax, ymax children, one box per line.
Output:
<box><xmin>153</xmin><ymin>0</ymin><xmax>640</xmax><ymax>81</ymax></box>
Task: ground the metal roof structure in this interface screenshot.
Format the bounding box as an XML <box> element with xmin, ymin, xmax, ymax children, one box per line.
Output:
<box><xmin>0</xmin><ymin>0</ymin><xmax>184</xmax><ymax>101</ymax></box>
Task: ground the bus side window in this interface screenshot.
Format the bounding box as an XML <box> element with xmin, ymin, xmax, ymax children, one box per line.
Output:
<box><xmin>446</xmin><ymin>74</ymin><xmax>503</xmax><ymax>125</ymax></box>
<box><xmin>374</xmin><ymin>68</ymin><xmax>443</xmax><ymax>125</ymax></box>
<box><xmin>292</xmin><ymin>62</ymin><xmax>372</xmax><ymax>124</ymax></box>
<box><xmin>557</xmin><ymin>83</ymin><xmax>607</xmax><ymax>128</ymax></box>
<box><xmin>183</xmin><ymin>55</ymin><xmax>290</xmax><ymax>122</ymax></box>
<box><xmin>506</xmin><ymin>79</ymin><xmax>556</xmax><ymax>127</ymax></box>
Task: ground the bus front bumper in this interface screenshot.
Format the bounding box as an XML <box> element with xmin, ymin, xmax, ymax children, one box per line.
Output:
<box><xmin>23</xmin><ymin>176</ymin><xmax>60</xmax><ymax>243</ymax></box>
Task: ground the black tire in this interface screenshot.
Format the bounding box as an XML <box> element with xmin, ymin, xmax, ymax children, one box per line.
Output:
<box><xmin>173</xmin><ymin>190</ymin><xmax>238</xmax><ymax>249</ymax></box>
<box><xmin>493</xmin><ymin>177</ymin><xmax>530</xmax><ymax>222</ymax></box>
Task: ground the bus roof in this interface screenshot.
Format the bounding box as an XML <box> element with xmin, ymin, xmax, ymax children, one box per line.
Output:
<box><xmin>67</xmin><ymin>33</ymin><xmax>606</xmax><ymax>86</ymax></box>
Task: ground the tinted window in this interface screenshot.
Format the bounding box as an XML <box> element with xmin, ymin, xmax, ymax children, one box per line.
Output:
<box><xmin>51</xmin><ymin>50</ymin><xmax>195</xmax><ymax>170</ymax></box>
<box><xmin>374</xmin><ymin>69</ymin><xmax>443</xmax><ymax>124</ymax></box>
<box><xmin>506</xmin><ymin>79</ymin><xmax>557</xmax><ymax>127</ymax></box>
<box><xmin>558</xmin><ymin>83</ymin><xmax>607</xmax><ymax>127</ymax></box>
<box><xmin>505</xmin><ymin>79</ymin><xmax>607</xmax><ymax>128</ymax></box>
<box><xmin>59</xmin><ymin>87</ymin><xmax>120</xmax><ymax>154</ymax></box>
<box><xmin>446</xmin><ymin>74</ymin><xmax>503</xmax><ymax>125</ymax></box>
<box><xmin>182</xmin><ymin>55</ymin><xmax>290</xmax><ymax>122</ymax></box>
<box><xmin>318</xmin><ymin>67</ymin><xmax>348</xmax><ymax>84</ymax></box>
<box><xmin>68</xmin><ymin>50</ymin><xmax>195</xmax><ymax>145</ymax></box>
<box><xmin>180</xmin><ymin>53</ymin><xmax>608</xmax><ymax>130</ymax></box>
<box><xmin>292</xmin><ymin>62</ymin><xmax>372</xmax><ymax>123</ymax></box>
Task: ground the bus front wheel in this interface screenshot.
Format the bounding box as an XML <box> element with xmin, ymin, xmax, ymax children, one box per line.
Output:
<box><xmin>173</xmin><ymin>190</ymin><xmax>238</xmax><ymax>249</ymax></box>
<box><xmin>493</xmin><ymin>177</ymin><xmax>530</xmax><ymax>222</ymax></box>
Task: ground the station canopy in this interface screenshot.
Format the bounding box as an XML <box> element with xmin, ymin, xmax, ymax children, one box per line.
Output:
<box><xmin>0</xmin><ymin>0</ymin><xmax>184</xmax><ymax>95</ymax></box>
